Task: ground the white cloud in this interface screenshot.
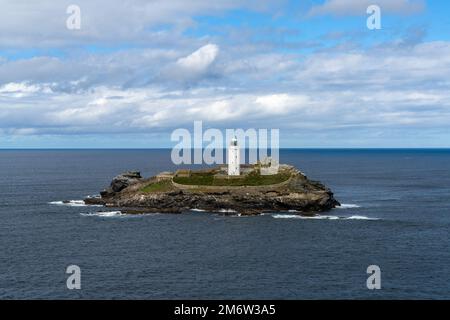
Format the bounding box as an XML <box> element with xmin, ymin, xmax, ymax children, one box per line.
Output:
<box><xmin>0</xmin><ymin>45</ymin><xmax>447</xmax><ymax>134</ymax></box>
<box><xmin>177</xmin><ymin>44</ymin><xmax>219</xmax><ymax>73</ymax></box>
<box><xmin>255</xmin><ymin>94</ymin><xmax>309</xmax><ymax>115</ymax></box>
<box><xmin>309</xmin><ymin>0</ymin><xmax>425</xmax><ymax>16</ymax></box>
<box><xmin>0</xmin><ymin>82</ymin><xmax>52</xmax><ymax>97</ymax></box>
<box><xmin>0</xmin><ymin>0</ymin><xmax>280</xmax><ymax>47</ymax></box>
<box><xmin>1</xmin><ymin>1</ymin><xmax>450</xmax><ymax>147</ymax></box>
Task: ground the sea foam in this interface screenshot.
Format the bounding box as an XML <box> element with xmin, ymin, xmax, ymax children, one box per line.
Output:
<box><xmin>345</xmin><ymin>215</ymin><xmax>379</xmax><ymax>220</ymax></box>
<box><xmin>272</xmin><ymin>214</ymin><xmax>378</xmax><ymax>220</ymax></box>
<box><xmin>272</xmin><ymin>214</ymin><xmax>339</xmax><ymax>220</ymax></box>
<box><xmin>49</xmin><ymin>200</ymin><xmax>102</xmax><ymax>207</ymax></box>
<box><xmin>335</xmin><ymin>203</ymin><xmax>361</xmax><ymax>209</ymax></box>
<box><xmin>218</xmin><ymin>209</ymin><xmax>237</xmax><ymax>213</ymax></box>
<box><xmin>80</xmin><ymin>211</ymin><xmax>124</xmax><ymax>217</ymax></box>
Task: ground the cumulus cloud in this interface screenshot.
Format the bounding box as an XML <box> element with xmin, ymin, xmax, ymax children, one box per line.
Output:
<box><xmin>0</xmin><ymin>82</ymin><xmax>53</xmax><ymax>97</ymax></box>
<box><xmin>2</xmin><ymin>38</ymin><xmax>450</xmax><ymax>140</ymax></box>
<box><xmin>155</xmin><ymin>44</ymin><xmax>221</xmax><ymax>84</ymax></box>
<box><xmin>255</xmin><ymin>94</ymin><xmax>309</xmax><ymax>115</ymax></box>
<box><xmin>176</xmin><ymin>44</ymin><xmax>219</xmax><ymax>73</ymax></box>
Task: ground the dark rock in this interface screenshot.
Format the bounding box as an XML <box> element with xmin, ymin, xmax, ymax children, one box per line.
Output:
<box><xmin>99</xmin><ymin>171</ymin><xmax>142</xmax><ymax>198</ymax></box>
<box><xmin>110</xmin><ymin>171</ymin><xmax>142</xmax><ymax>192</ymax></box>
<box><xmin>83</xmin><ymin>197</ymin><xmax>105</xmax><ymax>206</ymax></box>
<box><xmin>100</xmin><ymin>189</ymin><xmax>114</xmax><ymax>198</ymax></box>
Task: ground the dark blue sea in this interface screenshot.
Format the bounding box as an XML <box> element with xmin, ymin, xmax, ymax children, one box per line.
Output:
<box><xmin>0</xmin><ymin>149</ymin><xmax>449</xmax><ymax>299</ymax></box>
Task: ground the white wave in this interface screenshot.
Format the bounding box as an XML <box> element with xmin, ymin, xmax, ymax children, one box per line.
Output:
<box><xmin>218</xmin><ymin>209</ymin><xmax>237</xmax><ymax>213</ymax></box>
<box><xmin>49</xmin><ymin>200</ymin><xmax>102</xmax><ymax>207</ymax></box>
<box><xmin>272</xmin><ymin>214</ymin><xmax>378</xmax><ymax>220</ymax></box>
<box><xmin>80</xmin><ymin>211</ymin><xmax>162</xmax><ymax>218</ymax></box>
<box><xmin>272</xmin><ymin>214</ymin><xmax>339</xmax><ymax>220</ymax></box>
<box><xmin>230</xmin><ymin>213</ymin><xmax>248</xmax><ymax>217</ymax></box>
<box><xmin>80</xmin><ymin>211</ymin><xmax>124</xmax><ymax>217</ymax></box>
<box><xmin>335</xmin><ymin>203</ymin><xmax>361</xmax><ymax>209</ymax></box>
<box><xmin>190</xmin><ymin>208</ymin><xmax>237</xmax><ymax>213</ymax></box>
<box><xmin>345</xmin><ymin>215</ymin><xmax>379</xmax><ymax>220</ymax></box>
<box><xmin>85</xmin><ymin>194</ymin><xmax>101</xmax><ymax>199</ymax></box>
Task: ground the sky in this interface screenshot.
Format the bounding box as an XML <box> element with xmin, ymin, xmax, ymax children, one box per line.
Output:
<box><xmin>0</xmin><ymin>0</ymin><xmax>450</xmax><ymax>148</ymax></box>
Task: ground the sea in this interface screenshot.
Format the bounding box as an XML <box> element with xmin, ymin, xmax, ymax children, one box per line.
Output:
<box><xmin>0</xmin><ymin>149</ymin><xmax>449</xmax><ymax>299</ymax></box>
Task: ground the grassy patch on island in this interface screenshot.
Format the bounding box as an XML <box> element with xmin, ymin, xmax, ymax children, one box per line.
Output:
<box><xmin>173</xmin><ymin>173</ymin><xmax>214</xmax><ymax>186</ymax></box>
<box><xmin>173</xmin><ymin>172</ymin><xmax>290</xmax><ymax>187</ymax></box>
<box><xmin>140</xmin><ymin>180</ymin><xmax>174</xmax><ymax>193</ymax></box>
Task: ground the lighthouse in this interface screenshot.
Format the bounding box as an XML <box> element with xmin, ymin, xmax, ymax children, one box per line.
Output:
<box><xmin>228</xmin><ymin>136</ymin><xmax>240</xmax><ymax>176</ymax></box>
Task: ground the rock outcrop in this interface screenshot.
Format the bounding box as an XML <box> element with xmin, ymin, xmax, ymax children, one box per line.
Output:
<box><xmin>99</xmin><ymin>171</ymin><xmax>142</xmax><ymax>198</ymax></box>
<box><xmin>85</xmin><ymin>165</ymin><xmax>340</xmax><ymax>215</ymax></box>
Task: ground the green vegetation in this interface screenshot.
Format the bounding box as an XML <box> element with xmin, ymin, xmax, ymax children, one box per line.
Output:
<box><xmin>140</xmin><ymin>180</ymin><xmax>173</xmax><ymax>193</ymax></box>
<box><xmin>173</xmin><ymin>171</ymin><xmax>290</xmax><ymax>187</ymax></box>
<box><xmin>174</xmin><ymin>173</ymin><xmax>214</xmax><ymax>186</ymax></box>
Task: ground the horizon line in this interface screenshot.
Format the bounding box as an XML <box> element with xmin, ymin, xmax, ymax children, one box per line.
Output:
<box><xmin>1</xmin><ymin>147</ymin><xmax>450</xmax><ymax>150</ymax></box>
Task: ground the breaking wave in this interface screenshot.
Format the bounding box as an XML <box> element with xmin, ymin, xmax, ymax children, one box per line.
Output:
<box><xmin>85</xmin><ymin>194</ymin><xmax>101</xmax><ymax>199</ymax></box>
<box><xmin>191</xmin><ymin>208</ymin><xmax>237</xmax><ymax>213</ymax></box>
<box><xmin>218</xmin><ymin>209</ymin><xmax>237</xmax><ymax>213</ymax></box>
<box><xmin>49</xmin><ymin>200</ymin><xmax>102</xmax><ymax>207</ymax></box>
<box><xmin>273</xmin><ymin>214</ymin><xmax>339</xmax><ymax>220</ymax></box>
<box><xmin>80</xmin><ymin>211</ymin><xmax>125</xmax><ymax>217</ymax></box>
<box><xmin>80</xmin><ymin>211</ymin><xmax>161</xmax><ymax>218</ymax></box>
<box><xmin>345</xmin><ymin>215</ymin><xmax>379</xmax><ymax>220</ymax></box>
<box><xmin>272</xmin><ymin>214</ymin><xmax>378</xmax><ymax>220</ymax></box>
<box><xmin>335</xmin><ymin>203</ymin><xmax>361</xmax><ymax>209</ymax></box>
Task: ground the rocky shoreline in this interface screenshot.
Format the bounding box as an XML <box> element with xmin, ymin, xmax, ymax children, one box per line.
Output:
<box><xmin>84</xmin><ymin>164</ymin><xmax>340</xmax><ymax>216</ymax></box>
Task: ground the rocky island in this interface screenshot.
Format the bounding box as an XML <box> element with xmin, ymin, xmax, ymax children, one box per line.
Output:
<box><xmin>84</xmin><ymin>163</ymin><xmax>340</xmax><ymax>216</ymax></box>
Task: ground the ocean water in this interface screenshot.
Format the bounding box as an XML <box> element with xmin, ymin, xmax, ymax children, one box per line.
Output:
<box><xmin>0</xmin><ymin>149</ymin><xmax>449</xmax><ymax>299</ymax></box>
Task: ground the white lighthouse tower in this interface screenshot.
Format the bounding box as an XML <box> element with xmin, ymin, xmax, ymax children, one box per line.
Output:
<box><xmin>228</xmin><ymin>136</ymin><xmax>240</xmax><ymax>176</ymax></box>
